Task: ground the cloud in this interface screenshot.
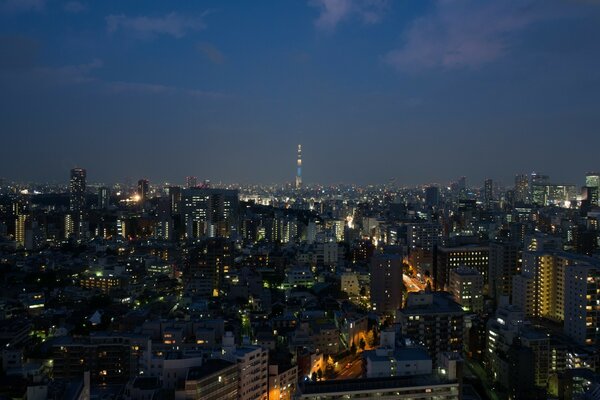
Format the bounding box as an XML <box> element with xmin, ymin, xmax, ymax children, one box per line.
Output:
<box><xmin>63</xmin><ymin>1</ymin><xmax>85</xmax><ymax>13</ymax></box>
<box><xmin>196</xmin><ymin>42</ymin><xmax>225</xmax><ymax>64</ymax></box>
<box><xmin>385</xmin><ymin>0</ymin><xmax>553</xmax><ymax>70</ymax></box>
<box><xmin>105</xmin><ymin>81</ymin><xmax>227</xmax><ymax>99</ymax></box>
<box><xmin>106</xmin><ymin>12</ymin><xmax>206</xmax><ymax>38</ymax></box>
<box><xmin>0</xmin><ymin>0</ymin><xmax>44</xmax><ymax>13</ymax></box>
<box><xmin>310</xmin><ymin>0</ymin><xmax>389</xmax><ymax>31</ymax></box>
<box><xmin>0</xmin><ymin>36</ymin><xmax>39</xmax><ymax>70</ymax></box>
<box><xmin>37</xmin><ymin>59</ymin><xmax>102</xmax><ymax>84</ymax></box>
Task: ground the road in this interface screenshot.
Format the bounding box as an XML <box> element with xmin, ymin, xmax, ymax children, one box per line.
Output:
<box><xmin>466</xmin><ymin>360</ymin><xmax>505</xmax><ymax>400</ymax></box>
<box><xmin>334</xmin><ymin>357</ymin><xmax>363</xmax><ymax>380</ymax></box>
<box><xmin>403</xmin><ymin>274</ymin><xmax>427</xmax><ymax>292</ymax></box>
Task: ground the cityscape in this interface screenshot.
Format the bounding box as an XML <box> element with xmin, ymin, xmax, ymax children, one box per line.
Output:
<box><xmin>2</xmin><ymin>1</ymin><xmax>600</xmax><ymax>400</ymax></box>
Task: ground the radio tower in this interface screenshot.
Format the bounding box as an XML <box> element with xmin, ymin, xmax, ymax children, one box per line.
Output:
<box><xmin>295</xmin><ymin>144</ymin><xmax>302</xmax><ymax>189</ymax></box>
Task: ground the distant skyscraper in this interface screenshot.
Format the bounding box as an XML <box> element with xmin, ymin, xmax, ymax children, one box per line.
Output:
<box><xmin>98</xmin><ymin>187</ymin><xmax>110</xmax><ymax>209</ymax></box>
<box><xmin>166</xmin><ymin>186</ymin><xmax>182</xmax><ymax>214</ymax></box>
<box><xmin>186</xmin><ymin>176</ymin><xmax>198</xmax><ymax>189</ymax></box>
<box><xmin>585</xmin><ymin>172</ymin><xmax>600</xmax><ymax>206</ymax></box>
<box><xmin>181</xmin><ymin>188</ymin><xmax>239</xmax><ymax>238</ymax></box>
<box><xmin>69</xmin><ymin>168</ymin><xmax>86</xmax><ymax>213</ymax></box>
<box><xmin>295</xmin><ymin>144</ymin><xmax>302</xmax><ymax>189</ymax></box>
<box><xmin>137</xmin><ymin>179</ymin><xmax>149</xmax><ymax>202</ymax></box>
<box><xmin>484</xmin><ymin>179</ymin><xmax>493</xmax><ymax>209</ymax></box>
<box><xmin>514</xmin><ymin>174</ymin><xmax>529</xmax><ymax>204</ymax></box>
<box><xmin>424</xmin><ymin>186</ymin><xmax>439</xmax><ymax>207</ymax></box>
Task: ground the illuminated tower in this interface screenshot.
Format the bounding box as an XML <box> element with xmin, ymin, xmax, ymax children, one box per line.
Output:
<box><xmin>295</xmin><ymin>144</ymin><xmax>302</xmax><ymax>189</ymax></box>
<box><xmin>69</xmin><ymin>168</ymin><xmax>86</xmax><ymax>213</ymax></box>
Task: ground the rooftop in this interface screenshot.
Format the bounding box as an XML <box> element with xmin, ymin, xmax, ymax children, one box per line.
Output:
<box><xmin>187</xmin><ymin>359</ymin><xmax>236</xmax><ymax>381</ymax></box>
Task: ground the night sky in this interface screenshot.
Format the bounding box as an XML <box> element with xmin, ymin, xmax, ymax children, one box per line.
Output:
<box><xmin>1</xmin><ymin>0</ymin><xmax>600</xmax><ymax>186</ymax></box>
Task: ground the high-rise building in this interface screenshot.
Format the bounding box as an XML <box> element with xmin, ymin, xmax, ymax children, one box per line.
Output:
<box><xmin>514</xmin><ymin>174</ymin><xmax>529</xmax><ymax>204</ymax></box>
<box><xmin>229</xmin><ymin>346</ymin><xmax>269</xmax><ymax>400</ymax></box>
<box><xmin>98</xmin><ymin>186</ymin><xmax>110</xmax><ymax>209</ymax></box>
<box><xmin>69</xmin><ymin>168</ymin><xmax>86</xmax><ymax>213</ymax></box>
<box><xmin>179</xmin><ymin>360</ymin><xmax>238</xmax><ymax>400</ymax></box>
<box><xmin>512</xmin><ymin>251</ymin><xmax>598</xmax><ymax>322</ymax></box>
<box><xmin>448</xmin><ymin>267</ymin><xmax>484</xmax><ymax>312</ymax></box>
<box><xmin>585</xmin><ymin>172</ymin><xmax>600</xmax><ymax>206</ymax></box>
<box><xmin>370</xmin><ymin>253</ymin><xmax>404</xmax><ymax>315</ymax></box>
<box><xmin>407</xmin><ymin>222</ymin><xmax>442</xmax><ymax>278</ymax></box>
<box><xmin>488</xmin><ymin>240</ymin><xmax>521</xmax><ymax>304</ymax></box>
<box><xmin>166</xmin><ymin>186</ymin><xmax>182</xmax><ymax>214</ymax></box>
<box><xmin>434</xmin><ymin>245</ymin><xmax>489</xmax><ymax>291</ymax></box>
<box><xmin>15</xmin><ymin>214</ymin><xmax>27</xmax><ymax>248</ymax></box>
<box><xmin>268</xmin><ymin>363</ymin><xmax>297</xmax><ymax>400</ymax></box>
<box><xmin>137</xmin><ymin>179</ymin><xmax>149</xmax><ymax>202</ymax></box>
<box><xmin>564</xmin><ymin>264</ymin><xmax>600</xmax><ymax>346</ymax></box>
<box><xmin>186</xmin><ymin>176</ymin><xmax>198</xmax><ymax>188</ymax></box>
<box><xmin>424</xmin><ymin>186</ymin><xmax>440</xmax><ymax>207</ymax></box>
<box><xmin>395</xmin><ymin>292</ymin><xmax>465</xmax><ymax>367</ymax></box>
<box><xmin>181</xmin><ymin>188</ymin><xmax>239</xmax><ymax>238</ymax></box>
<box><xmin>295</xmin><ymin>144</ymin><xmax>302</xmax><ymax>189</ymax></box>
<box><xmin>187</xmin><ymin>238</ymin><xmax>233</xmax><ymax>297</ymax></box>
<box><xmin>156</xmin><ymin>197</ymin><xmax>174</xmax><ymax>241</ymax></box>
<box><xmin>407</xmin><ymin>222</ymin><xmax>442</xmax><ymax>252</ymax></box>
<box><xmin>484</xmin><ymin>178</ymin><xmax>493</xmax><ymax>209</ymax></box>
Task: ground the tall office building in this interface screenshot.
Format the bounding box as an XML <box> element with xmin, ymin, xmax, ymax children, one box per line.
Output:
<box><xmin>69</xmin><ymin>168</ymin><xmax>86</xmax><ymax>212</ymax></box>
<box><xmin>137</xmin><ymin>179</ymin><xmax>149</xmax><ymax>202</ymax></box>
<box><xmin>424</xmin><ymin>186</ymin><xmax>440</xmax><ymax>207</ymax></box>
<box><xmin>187</xmin><ymin>238</ymin><xmax>233</xmax><ymax>297</ymax></box>
<box><xmin>514</xmin><ymin>174</ymin><xmax>529</xmax><ymax>204</ymax></box>
<box><xmin>448</xmin><ymin>267</ymin><xmax>484</xmax><ymax>312</ymax></box>
<box><xmin>370</xmin><ymin>253</ymin><xmax>404</xmax><ymax>314</ymax></box>
<box><xmin>166</xmin><ymin>186</ymin><xmax>182</xmax><ymax>214</ymax></box>
<box><xmin>181</xmin><ymin>188</ymin><xmax>239</xmax><ymax>238</ymax></box>
<box><xmin>484</xmin><ymin>179</ymin><xmax>493</xmax><ymax>209</ymax></box>
<box><xmin>98</xmin><ymin>186</ymin><xmax>110</xmax><ymax>209</ymax></box>
<box><xmin>15</xmin><ymin>214</ymin><xmax>27</xmax><ymax>248</ymax></box>
<box><xmin>295</xmin><ymin>144</ymin><xmax>302</xmax><ymax>189</ymax></box>
<box><xmin>407</xmin><ymin>222</ymin><xmax>442</xmax><ymax>278</ymax></box>
<box><xmin>488</xmin><ymin>240</ymin><xmax>521</xmax><ymax>304</ymax></box>
<box><xmin>434</xmin><ymin>245</ymin><xmax>489</xmax><ymax>291</ymax></box>
<box><xmin>585</xmin><ymin>172</ymin><xmax>600</xmax><ymax>206</ymax></box>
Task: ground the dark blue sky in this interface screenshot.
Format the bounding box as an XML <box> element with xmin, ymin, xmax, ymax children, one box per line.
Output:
<box><xmin>1</xmin><ymin>0</ymin><xmax>599</xmax><ymax>186</ymax></box>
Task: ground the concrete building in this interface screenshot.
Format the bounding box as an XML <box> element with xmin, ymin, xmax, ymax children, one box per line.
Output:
<box><xmin>268</xmin><ymin>362</ymin><xmax>297</xmax><ymax>400</ymax></box>
<box><xmin>512</xmin><ymin>251</ymin><xmax>599</xmax><ymax>322</ymax></box>
<box><xmin>363</xmin><ymin>347</ymin><xmax>432</xmax><ymax>378</ymax></box>
<box><xmin>488</xmin><ymin>240</ymin><xmax>520</xmax><ymax>304</ymax></box>
<box><xmin>297</xmin><ymin>353</ymin><xmax>462</xmax><ymax>399</ymax></box>
<box><xmin>448</xmin><ymin>267</ymin><xmax>484</xmax><ymax>313</ymax></box>
<box><xmin>176</xmin><ymin>359</ymin><xmax>238</xmax><ymax>400</ymax></box>
<box><xmin>370</xmin><ymin>253</ymin><xmax>404</xmax><ymax>315</ymax></box>
<box><xmin>435</xmin><ymin>245</ymin><xmax>489</xmax><ymax>291</ymax></box>
<box><xmin>181</xmin><ymin>188</ymin><xmax>239</xmax><ymax>238</ymax></box>
<box><xmin>396</xmin><ymin>292</ymin><xmax>465</xmax><ymax>366</ymax></box>
<box><xmin>564</xmin><ymin>264</ymin><xmax>600</xmax><ymax>346</ymax></box>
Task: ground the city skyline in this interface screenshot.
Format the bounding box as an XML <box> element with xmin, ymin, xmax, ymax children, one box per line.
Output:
<box><xmin>1</xmin><ymin>0</ymin><xmax>600</xmax><ymax>185</ymax></box>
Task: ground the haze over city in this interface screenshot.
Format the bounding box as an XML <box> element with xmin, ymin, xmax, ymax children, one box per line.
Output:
<box><xmin>2</xmin><ymin>0</ymin><xmax>600</xmax><ymax>185</ymax></box>
<box><xmin>3</xmin><ymin>2</ymin><xmax>600</xmax><ymax>400</ymax></box>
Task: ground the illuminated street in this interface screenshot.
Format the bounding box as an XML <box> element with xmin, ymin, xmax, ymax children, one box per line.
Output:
<box><xmin>403</xmin><ymin>274</ymin><xmax>427</xmax><ymax>293</ymax></box>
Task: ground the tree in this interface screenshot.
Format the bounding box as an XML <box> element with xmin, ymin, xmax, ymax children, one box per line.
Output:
<box><xmin>366</xmin><ymin>330</ymin><xmax>376</xmax><ymax>347</ymax></box>
<box><xmin>359</xmin><ymin>338</ymin><xmax>366</xmax><ymax>351</ymax></box>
